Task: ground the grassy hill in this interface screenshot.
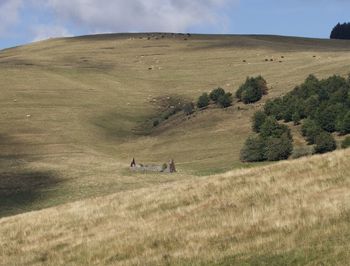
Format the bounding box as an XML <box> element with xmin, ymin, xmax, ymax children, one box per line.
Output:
<box><xmin>1</xmin><ymin>33</ymin><xmax>350</xmax><ymax>217</ymax></box>
<box><xmin>1</xmin><ymin>149</ymin><xmax>349</xmax><ymax>265</ymax></box>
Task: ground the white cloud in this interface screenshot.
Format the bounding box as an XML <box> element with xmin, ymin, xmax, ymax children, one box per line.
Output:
<box><xmin>44</xmin><ymin>0</ymin><xmax>233</xmax><ymax>33</ymax></box>
<box><xmin>31</xmin><ymin>24</ymin><xmax>72</xmax><ymax>42</ymax></box>
<box><xmin>0</xmin><ymin>0</ymin><xmax>22</xmax><ymax>35</ymax></box>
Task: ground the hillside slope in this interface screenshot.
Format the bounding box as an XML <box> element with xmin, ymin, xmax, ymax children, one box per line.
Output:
<box><xmin>1</xmin><ymin>149</ymin><xmax>349</xmax><ymax>265</ymax></box>
<box><xmin>1</xmin><ymin>33</ymin><xmax>350</xmax><ymax>217</ymax></box>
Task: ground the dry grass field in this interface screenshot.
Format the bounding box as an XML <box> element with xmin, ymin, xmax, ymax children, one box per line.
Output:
<box><xmin>0</xmin><ymin>34</ymin><xmax>350</xmax><ymax>264</ymax></box>
<box><xmin>0</xmin><ymin>149</ymin><xmax>349</xmax><ymax>265</ymax></box>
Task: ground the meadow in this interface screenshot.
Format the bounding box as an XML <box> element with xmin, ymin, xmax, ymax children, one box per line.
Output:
<box><xmin>1</xmin><ymin>33</ymin><xmax>350</xmax><ymax>216</ymax></box>
<box><xmin>0</xmin><ymin>34</ymin><xmax>350</xmax><ymax>264</ymax></box>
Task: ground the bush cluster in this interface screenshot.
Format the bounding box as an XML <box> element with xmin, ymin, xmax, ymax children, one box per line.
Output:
<box><xmin>197</xmin><ymin>87</ymin><xmax>233</xmax><ymax>109</ymax></box>
<box><xmin>240</xmin><ymin>116</ymin><xmax>293</xmax><ymax>162</ymax></box>
<box><xmin>241</xmin><ymin>74</ymin><xmax>350</xmax><ymax>162</ymax></box>
<box><xmin>236</xmin><ymin>76</ymin><xmax>268</xmax><ymax>104</ymax></box>
<box><xmin>314</xmin><ymin>132</ymin><xmax>337</xmax><ymax>154</ymax></box>
<box><xmin>264</xmin><ymin>75</ymin><xmax>350</xmax><ymax>133</ymax></box>
<box><xmin>262</xmin><ymin>74</ymin><xmax>350</xmax><ymax>154</ymax></box>
<box><xmin>152</xmin><ymin>96</ymin><xmax>190</xmax><ymax>127</ymax></box>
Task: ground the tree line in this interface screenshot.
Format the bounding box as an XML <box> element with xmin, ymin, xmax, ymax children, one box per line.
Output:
<box><xmin>330</xmin><ymin>22</ymin><xmax>350</xmax><ymax>40</ymax></box>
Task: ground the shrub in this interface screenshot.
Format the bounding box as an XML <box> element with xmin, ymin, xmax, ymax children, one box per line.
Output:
<box><xmin>304</xmin><ymin>95</ymin><xmax>320</xmax><ymax>117</ymax></box>
<box><xmin>240</xmin><ymin>135</ymin><xmax>266</xmax><ymax>162</ymax></box>
<box><xmin>209</xmin><ymin>87</ymin><xmax>225</xmax><ymax>103</ymax></box>
<box><xmin>153</xmin><ymin>120</ymin><xmax>160</xmax><ymax>127</ymax></box>
<box><xmin>235</xmin><ymin>86</ymin><xmax>245</xmax><ymax>100</ymax></box>
<box><xmin>316</xmin><ymin>106</ymin><xmax>338</xmax><ymax>132</ymax></box>
<box><xmin>282</xmin><ymin>106</ymin><xmax>293</xmax><ymax>122</ymax></box>
<box><xmin>252</xmin><ymin>111</ymin><xmax>267</xmax><ymax>133</ymax></box>
<box><xmin>265</xmin><ymin>133</ymin><xmax>293</xmax><ymax>161</ymax></box>
<box><xmin>341</xmin><ymin>136</ymin><xmax>350</xmax><ymax>149</ymax></box>
<box><xmin>260</xmin><ymin>117</ymin><xmax>279</xmax><ymax>138</ymax></box>
<box><xmin>314</xmin><ymin>132</ymin><xmax>337</xmax><ymax>154</ymax></box>
<box><xmin>236</xmin><ymin>76</ymin><xmax>268</xmax><ymax>104</ymax></box>
<box><xmin>197</xmin><ymin>93</ymin><xmax>210</xmax><ymax>108</ymax></box>
<box><xmin>241</xmin><ymin>86</ymin><xmax>263</xmax><ymax>104</ymax></box>
<box><xmin>264</xmin><ymin>98</ymin><xmax>283</xmax><ymax>120</ymax></box>
<box><xmin>260</xmin><ymin>116</ymin><xmax>291</xmax><ymax>139</ymax></box>
<box><xmin>301</xmin><ymin>119</ymin><xmax>322</xmax><ymax>145</ymax></box>
<box><xmin>183</xmin><ymin>102</ymin><xmax>195</xmax><ymax>115</ymax></box>
<box><xmin>217</xmin><ymin>93</ymin><xmax>233</xmax><ymax>108</ymax></box>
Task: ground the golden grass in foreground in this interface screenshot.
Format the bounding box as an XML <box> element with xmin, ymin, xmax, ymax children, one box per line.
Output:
<box><xmin>1</xmin><ymin>149</ymin><xmax>349</xmax><ymax>265</ymax></box>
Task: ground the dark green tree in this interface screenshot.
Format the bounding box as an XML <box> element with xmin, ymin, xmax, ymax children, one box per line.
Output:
<box><xmin>240</xmin><ymin>135</ymin><xmax>266</xmax><ymax>162</ymax></box>
<box><xmin>304</xmin><ymin>95</ymin><xmax>320</xmax><ymax>118</ymax></box>
<box><xmin>260</xmin><ymin>117</ymin><xmax>291</xmax><ymax>139</ymax></box>
<box><xmin>252</xmin><ymin>111</ymin><xmax>267</xmax><ymax>133</ymax></box>
<box><xmin>236</xmin><ymin>76</ymin><xmax>268</xmax><ymax>104</ymax></box>
<box><xmin>318</xmin><ymin>87</ymin><xmax>329</xmax><ymax>102</ymax></box>
<box><xmin>197</xmin><ymin>93</ymin><xmax>210</xmax><ymax>108</ymax></box>
<box><xmin>264</xmin><ymin>98</ymin><xmax>284</xmax><ymax>120</ymax></box>
<box><xmin>260</xmin><ymin>117</ymin><xmax>280</xmax><ymax>138</ymax></box>
<box><xmin>217</xmin><ymin>93</ymin><xmax>233</xmax><ymax>108</ymax></box>
<box><xmin>330</xmin><ymin>87</ymin><xmax>348</xmax><ymax>104</ymax></box>
<box><xmin>330</xmin><ymin>23</ymin><xmax>350</xmax><ymax>39</ymax></box>
<box><xmin>301</xmin><ymin>119</ymin><xmax>322</xmax><ymax>145</ymax></box>
<box><xmin>283</xmin><ymin>104</ymin><xmax>295</xmax><ymax>122</ymax></box>
<box><xmin>265</xmin><ymin>133</ymin><xmax>293</xmax><ymax>161</ymax></box>
<box><xmin>321</xmin><ymin>75</ymin><xmax>349</xmax><ymax>94</ymax></box>
<box><xmin>209</xmin><ymin>87</ymin><xmax>226</xmax><ymax>103</ymax></box>
<box><xmin>316</xmin><ymin>105</ymin><xmax>339</xmax><ymax>132</ymax></box>
<box><xmin>241</xmin><ymin>86</ymin><xmax>263</xmax><ymax>104</ymax></box>
<box><xmin>314</xmin><ymin>132</ymin><xmax>337</xmax><ymax>154</ymax></box>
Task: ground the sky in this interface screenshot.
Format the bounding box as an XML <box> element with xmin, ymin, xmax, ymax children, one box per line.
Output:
<box><xmin>0</xmin><ymin>0</ymin><xmax>349</xmax><ymax>49</ymax></box>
